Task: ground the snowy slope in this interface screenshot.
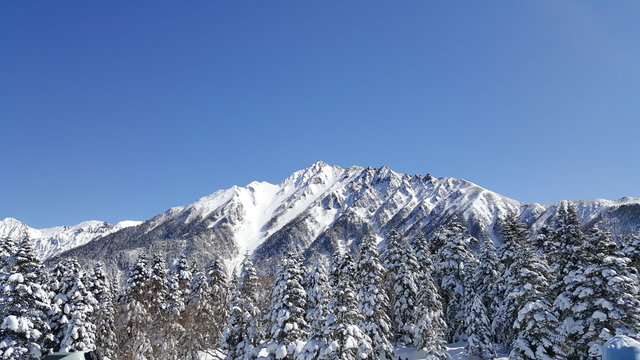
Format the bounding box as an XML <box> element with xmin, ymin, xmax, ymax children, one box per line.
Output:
<box><xmin>0</xmin><ymin>217</ymin><xmax>142</xmax><ymax>260</ymax></box>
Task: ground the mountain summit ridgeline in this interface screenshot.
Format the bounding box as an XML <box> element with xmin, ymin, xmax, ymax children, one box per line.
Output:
<box><xmin>2</xmin><ymin>161</ymin><xmax>639</xmax><ymax>276</ymax></box>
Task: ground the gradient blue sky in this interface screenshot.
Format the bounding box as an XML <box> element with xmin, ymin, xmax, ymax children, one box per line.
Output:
<box><xmin>1</xmin><ymin>1</ymin><xmax>639</xmax><ymax>228</ymax></box>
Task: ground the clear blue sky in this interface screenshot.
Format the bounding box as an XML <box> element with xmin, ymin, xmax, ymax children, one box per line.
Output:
<box><xmin>1</xmin><ymin>1</ymin><xmax>639</xmax><ymax>228</ymax></box>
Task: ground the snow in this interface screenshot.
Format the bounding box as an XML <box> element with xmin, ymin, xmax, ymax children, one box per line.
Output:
<box><xmin>1</xmin><ymin>315</ymin><xmax>20</xmax><ymax>331</ymax></box>
<box><xmin>7</xmin><ymin>273</ymin><xmax>24</xmax><ymax>283</ymax></box>
<box><xmin>592</xmin><ymin>310</ymin><xmax>608</xmax><ymax>321</ymax></box>
<box><xmin>603</xmin><ymin>336</ymin><xmax>640</xmax><ymax>360</ymax></box>
<box><xmin>113</xmin><ymin>220</ymin><xmax>143</xmax><ymax>230</ymax></box>
<box><xmin>0</xmin><ymin>217</ymin><xmax>143</xmax><ymax>260</ymax></box>
<box><xmin>0</xmin><ymin>315</ymin><xmax>33</xmax><ymax>334</ymax></box>
<box><xmin>394</xmin><ymin>342</ymin><xmax>509</xmax><ymax>360</ymax></box>
<box><xmin>275</xmin><ymin>344</ymin><xmax>287</xmax><ymax>359</ymax></box>
<box><xmin>198</xmin><ymin>342</ymin><xmax>511</xmax><ymax>360</ymax></box>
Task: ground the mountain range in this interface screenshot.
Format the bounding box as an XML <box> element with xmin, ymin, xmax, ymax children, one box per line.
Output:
<box><xmin>2</xmin><ymin>161</ymin><xmax>639</xmax><ymax>278</ymax></box>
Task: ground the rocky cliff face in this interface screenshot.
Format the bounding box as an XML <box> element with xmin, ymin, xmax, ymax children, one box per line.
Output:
<box><xmin>5</xmin><ymin>161</ymin><xmax>639</xmax><ymax>278</ymax></box>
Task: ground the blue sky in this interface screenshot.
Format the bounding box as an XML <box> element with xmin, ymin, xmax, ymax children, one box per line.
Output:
<box><xmin>1</xmin><ymin>1</ymin><xmax>639</xmax><ymax>228</ymax></box>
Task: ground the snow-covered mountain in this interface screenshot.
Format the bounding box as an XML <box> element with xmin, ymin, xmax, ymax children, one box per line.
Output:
<box><xmin>0</xmin><ymin>217</ymin><xmax>142</xmax><ymax>260</ymax></box>
<box><xmin>49</xmin><ymin>161</ymin><xmax>640</xmax><ymax>277</ymax></box>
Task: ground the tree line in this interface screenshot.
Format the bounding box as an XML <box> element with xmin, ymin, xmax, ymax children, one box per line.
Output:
<box><xmin>1</xmin><ymin>203</ymin><xmax>640</xmax><ymax>360</ymax></box>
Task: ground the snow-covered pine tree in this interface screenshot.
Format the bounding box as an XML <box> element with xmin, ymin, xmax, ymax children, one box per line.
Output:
<box><xmin>115</xmin><ymin>255</ymin><xmax>154</xmax><ymax>360</ymax></box>
<box><xmin>356</xmin><ymin>234</ymin><xmax>394</xmax><ymax>360</ymax></box>
<box><xmin>383</xmin><ymin>229</ymin><xmax>420</xmax><ymax>344</ymax></box>
<box><xmin>511</xmin><ymin>301</ymin><xmax>561</xmax><ymax>360</ymax></box>
<box><xmin>0</xmin><ymin>236</ymin><xmax>17</xmax><ymax>272</ymax></box>
<box><xmin>462</xmin><ymin>238</ymin><xmax>498</xmax><ymax>358</ymax></box>
<box><xmin>49</xmin><ymin>258</ymin><xmax>97</xmax><ymax>352</ymax></box>
<box><xmin>555</xmin><ymin>227</ymin><xmax>640</xmax><ymax>360</ymax></box>
<box><xmin>549</xmin><ymin>204</ymin><xmax>589</xmax><ymax>360</ymax></box>
<box><xmin>228</xmin><ymin>269</ymin><xmax>239</xmax><ymax>307</ymax></box>
<box><xmin>298</xmin><ymin>256</ymin><xmax>331</xmax><ymax>360</ymax></box>
<box><xmin>168</xmin><ymin>254</ymin><xmax>193</xmax><ymax>317</ymax></box>
<box><xmin>532</xmin><ymin>225</ymin><xmax>553</xmax><ymax>254</ymax></box>
<box><xmin>180</xmin><ymin>256</ymin><xmax>229</xmax><ymax>358</ymax></box>
<box><xmin>492</xmin><ymin>212</ymin><xmax>528</xmax><ymax>345</ymax></box>
<box><xmin>464</xmin><ymin>293</ymin><xmax>496</xmax><ymax>359</ymax></box>
<box><xmin>549</xmin><ymin>203</ymin><xmax>584</xmax><ymax>288</ymax></box>
<box><xmin>0</xmin><ymin>236</ymin><xmax>53</xmax><ymax>359</ymax></box>
<box><xmin>323</xmin><ymin>250</ymin><xmax>371</xmax><ymax>360</ymax></box>
<box><xmin>263</xmin><ymin>253</ymin><xmax>308</xmax><ymax>360</ymax></box>
<box><xmin>88</xmin><ymin>262</ymin><xmax>117</xmax><ymax>360</ymax></box>
<box><xmin>181</xmin><ymin>270</ymin><xmax>211</xmax><ymax>359</ymax></box>
<box><xmin>412</xmin><ymin>232</ymin><xmax>433</xmax><ymax>282</ymax></box>
<box><xmin>429</xmin><ymin>226</ymin><xmax>448</xmax><ymax>256</ymax></box>
<box><xmin>509</xmin><ymin>245</ymin><xmax>561</xmax><ymax>360</ymax></box>
<box><xmin>427</xmin><ymin>227</ymin><xmax>448</xmax><ymax>290</ymax></box>
<box><xmin>221</xmin><ymin>254</ymin><xmax>262</xmax><ymax>360</ymax></box>
<box><xmin>435</xmin><ymin>218</ymin><xmax>477</xmax><ymax>342</ymax></box>
<box><xmin>164</xmin><ymin>254</ymin><xmax>192</xmax><ymax>358</ymax></box>
<box><xmin>205</xmin><ymin>255</ymin><xmax>230</xmax><ymax>345</ymax></box>
<box><xmin>147</xmin><ymin>254</ymin><xmax>175</xmax><ymax>359</ymax></box>
<box><xmin>591</xmin><ymin>228</ymin><xmax>640</xmax><ymax>342</ymax></box>
<box><xmin>413</xmin><ymin>242</ymin><xmax>451</xmax><ymax>360</ymax></box>
<box><xmin>622</xmin><ymin>230</ymin><xmax>640</xmax><ymax>274</ymax></box>
<box><xmin>545</xmin><ymin>205</ymin><xmax>567</xmax><ymax>271</ymax></box>
<box><xmin>474</xmin><ymin>238</ymin><xmax>499</xmax><ymax>315</ymax></box>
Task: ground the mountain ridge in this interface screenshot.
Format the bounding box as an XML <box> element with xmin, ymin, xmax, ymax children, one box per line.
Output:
<box><xmin>0</xmin><ymin>217</ymin><xmax>142</xmax><ymax>260</ymax></box>
<box><xmin>2</xmin><ymin>161</ymin><xmax>639</xmax><ymax>277</ymax></box>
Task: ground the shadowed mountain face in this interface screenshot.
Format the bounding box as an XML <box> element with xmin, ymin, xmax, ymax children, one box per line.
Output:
<box><xmin>5</xmin><ymin>161</ymin><xmax>637</xmax><ymax>278</ymax></box>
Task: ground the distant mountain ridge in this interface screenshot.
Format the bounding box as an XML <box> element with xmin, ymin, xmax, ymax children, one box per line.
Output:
<box><xmin>0</xmin><ymin>217</ymin><xmax>141</xmax><ymax>260</ymax></box>
<box><xmin>2</xmin><ymin>161</ymin><xmax>639</xmax><ymax>277</ymax></box>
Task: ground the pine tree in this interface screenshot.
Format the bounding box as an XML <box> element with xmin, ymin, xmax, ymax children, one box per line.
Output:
<box><xmin>412</xmin><ymin>232</ymin><xmax>432</xmax><ymax>283</ymax></box>
<box><xmin>429</xmin><ymin>226</ymin><xmax>448</xmax><ymax>257</ymax></box>
<box><xmin>464</xmin><ymin>293</ymin><xmax>496</xmax><ymax>359</ymax></box>
<box><xmin>555</xmin><ymin>227</ymin><xmax>640</xmax><ymax>360</ymax></box>
<box><xmin>492</xmin><ymin>213</ymin><xmax>529</xmax><ymax>344</ymax></box>
<box><xmin>413</xmin><ymin>244</ymin><xmax>451</xmax><ymax>360</ymax></box>
<box><xmin>264</xmin><ymin>253</ymin><xmax>308</xmax><ymax>360</ymax></box>
<box><xmin>322</xmin><ymin>250</ymin><xmax>371</xmax><ymax>360</ymax></box>
<box><xmin>0</xmin><ymin>236</ymin><xmax>18</xmax><ymax>272</ymax></box>
<box><xmin>221</xmin><ymin>255</ymin><xmax>262</xmax><ymax>360</ymax></box>
<box><xmin>205</xmin><ymin>255</ymin><xmax>230</xmax><ymax>345</ymax></box>
<box><xmin>474</xmin><ymin>238</ymin><xmax>499</xmax><ymax>315</ymax></box>
<box><xmin>592</xmin><ymin>229</ymin><xmax>640</xmax><ymax>342</ymax></box>
<box><xmin>533</xmin><ymin>225</ymin><xmax>553</xmax><ymax>254</ymax></box>
<box><xmin>622</xmin><ymin>230</ymin><xmax>640</xmax><ymax>274</ymax></box>
<box><xmin>0</xmin><ymin>236</ymin><xmax>53</xmax><ymax>359</ymax></box>
<box><xmin>509</xmin><ymin>244</ymin><xmax>561</xmax><ymax>360</ymax></box>
<box><xmin>49</xmin><ymin>258</ymin><xmax>97</xmax><ymax>352</ymax></box>
<box><xmin>161</xmin><ymin>254</ymin><xmax>191</xmax><ymax>358</ymax></box>
<box><xmin>88</xmin><ymin>262</ymin><xmax>117</xmax><ymax>360</ymax></box>
<box><xmin>462</xmin><ymin>238</ymin><xmax>498</xmax><ymax>358</ymax></box>
<box><xmin>357</xmin><ymin>234</ymin><xmax>394</xmax><ymax>360</ymax></box>
<box><xmin>168</xmin><ymin>254</ymin><xmax>193</xmax><ymax>317</ymax></box>
<box><xmin>147</xmin><ymin>254</ymin><xmax>175</xmax><ymax>359</ymax></box>
<box><xmin>549</xmin><ymin>203</ymin><xmax>584</xmax><ymax>287</ymax></box>
<box><xmin>181</xmin><ymin>256</ymin><xmax>229</xmax><ymax>358</ymax></box>
<box><xmin>383</xmin><ymin>229</ymin><xmax>420</xmax><ymax>344</ymax></box>
<box><xmin>182</xmin><ymin>271</ymin><xmax>211</xmax><ymax>359</ymax></box>
<box><xmin>298</xmin><ymin>256</ymin><xmax>331</xmax><ymax>360</ymax></box>
<box><xmin>115</xmin><ymin>255</ymin><xmax>154</xmax><ymax>360</ymax></box>
<box><xmin>435</xmin><ymin>219</ymin><xmax>477</xmax><ymax>342</ymax></box>
<box><xmin>549</xmin><ymin>203</ymin><xmax>590</xmax><ymax>360</ymax></box>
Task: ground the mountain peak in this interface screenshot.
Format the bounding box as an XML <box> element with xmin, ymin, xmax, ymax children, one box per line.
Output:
<box><xmin>310</xmin><ymin>160</ymin><xmax>330</xmax><ymax>169</ymax></box>
<box><xmin>13</xmin><ymin>162</ymin><xmax>640</xmax><ymax>278</ymax></box>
